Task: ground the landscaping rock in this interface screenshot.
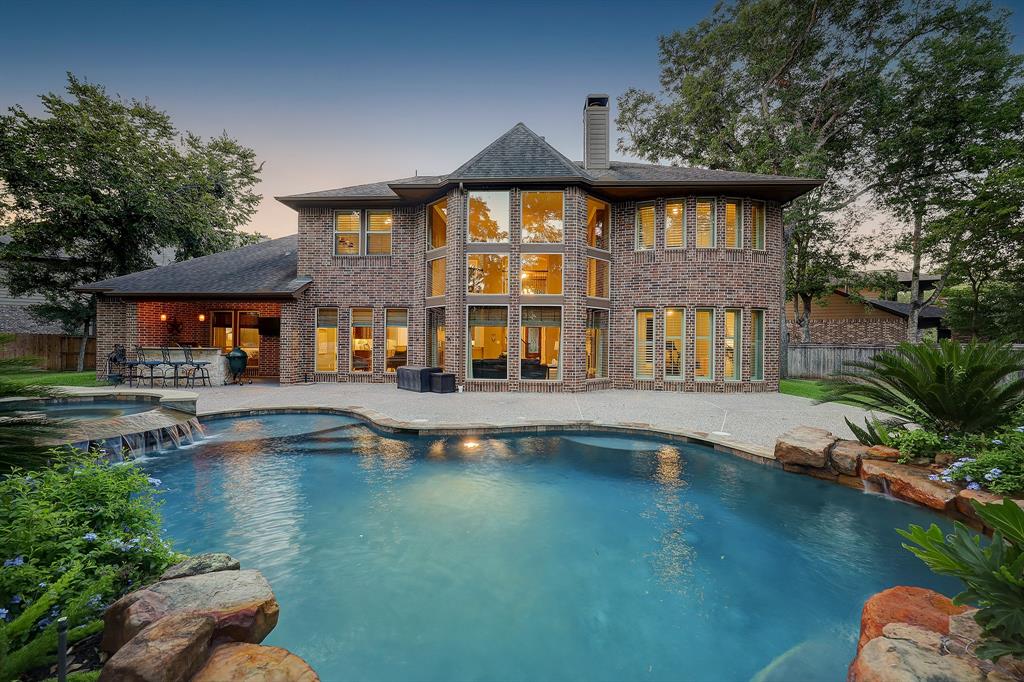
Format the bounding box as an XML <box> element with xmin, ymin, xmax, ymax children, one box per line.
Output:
<box><xmin>857</xmin><ymin>586</ymin><xmax>968</xmax><ymax>651</ymax></box>
<box><xmin>881</xmin><ymin>622</ymin><xmax>943</xmax><ymax>652</ymax></box>
<box><xmin>848</xmin><ymin>635</ymin><xmax>984</xmax><ymax>682</ymax></box>
<box><xmin>774</xmin><ymin>426</ymin><xmax>836</xmax><ymax>469</ymax></box>
<box><xmin>860</xmin><ymin>460</ymin><xmax>958</xmax><ymax>511</ymax></box>
<box><xmin>192</xmin><ymin>643</ymin><xmax>319</xmax><ymax>682</ymax></box>
<box><xmin>102</xmin><ymin>569</ymin><xmax>279</xmax><ymax>654</ymax></box>
<box><xmin>956</xmin><ymin>489</ymin><xmax>1004</xmax><ymax>528</ymax></box>
<box><xmin>864</xmin><ymin>445</ymin><xmax>901</xmax><ymax>461</ymax></box>
<box><xmin>838</xmin><ymin>474</ymin><xmax>865</xmax><ymax>490</ymax></box>
<box><xmin>781</xmin><ymin>463</ymin><xmax>838</xmax><ymax>481</ymax></box>
<box><xmin>161</xmin><ymin>552</ymin><xmax>240</xmax><ymax>580</ymax></box>
<box><xmin>831</xmin><ymin>440</ymin><xmax>868</xmax><ymax>476</ymax></box>
<box><xmin>99</xmin><ymin>612</ymin><xmax>214</xmax><ymax>682</ymax></box>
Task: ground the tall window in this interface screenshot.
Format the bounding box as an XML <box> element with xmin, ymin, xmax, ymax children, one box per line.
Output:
<box><xmin>468</xmin><ymin>191</ymin><xmax>510</xmax><ymax>242</ymax></box>
<box><xmin>635</xmin><ymin>309</ymin><xmax>654</xmax><ymax>379</ymax></box>
<box><xmin>335</xmin><ymin>210</ymin><xmax>393</xmax><ymax>255</ymax></box>
<box><xmin>468</xmin><ymin>306</ymin><xmax>508</xmax><ymax>379</ymax></box>
<box><xmin>636</xmin><ymin>202</ymin><xmax>655</xmax><ymax>250</ymax></box>
<box><xmin>335</xmin><ymin>210</ymin><xmax>360</xmax><ymax>255</ymax></box>
<box><xmin>467</xmin><ymin>254</ymin><xmax>508</xmax><ymax>294</ymax></box>
<box><xmin>695</xmin><ymin>308</ymin><xmax>714</xmax><ymax>380</ymax></box>
<box><xmin>666</xmin><ymin>200</ymin><xmax>685</xmax><ymax>248</ymax></box>
<box><xmin>211</xmin><ymin>311</ymin><xmax>234</xmax><ymax>352</ymax></box>
<box><xmin>752</xmin><ymin>201</ymin><xmax>766</xmax><ymax>251</ymax></box>
<box><xmin>238</xmin><ymin>311</ymin><xmax>260</xmax><ymax>368</ymax></box>
<box><xmin>428</xmin><ymin>257</ymin><xmax>446</xmax><ymax>297</ymax></box>
<box><xmin>587</xmin><ymin>197</ymin><xmax>609</xmax><ymax>249</ymax></box>
<box><xmin>586</xmin><ymin>309</ymin><xmax>608</xmax><ymax>379</ymax></box>
<box><xmin>751</xmin><ymin>309</ymin><xmax>765</xmax><ymax>381</ymax></box>
<box><xmin>665</xmin><ymin>308</ymin><xmax>684</xmax><ymax>380</ymax></box>
<box><xmin>587</xmin><ymin>257</ymin><xmax>609</xmax><ymax>298</ymax></box>
<box><xmin>520</xmin><ymin>254</ymin><xmax>562</xmax><ymax>295</ymax></box>
<box><xmin>428</xmin><ymin>199</ymin><xmax>447</xmax><ymax>249</ymax></box>
<box><xmin>521</xmin><ymin>191</ymin><xmax>563</xmax><ymax>243</ymax></box>
<box><xmin>696</xmin><ymin>199</ymin><xmax>715</xmax><ymax>248</ymax></box>
<box><xmin>385</xmin><ymin>309</ymin><xmax>408</xmax><ymax>372</ymax></box>
<box><xmin>315</xmin><ymin>308</ymin><xmax>338</xmax><ymax>372</ymax></box>
<box><xmin>366</xmin><ymin>210</ymin><xmax>392</xmax><ymax>255</ymax></box>
<box><xmin>521</xmin><ymin>306</ymin><xmax>561</xmax><ymax>381</ymax></box>
<box><xmin>725</xmin><ymin>309</ymin><xmax>741</xmax><ymax>380</ymax></box>
<box><xmin>724</xmin><ymin>200</ymin><xmax>741</xmax><ymax>249</ymax></box>
<box><xmin>428</xmin><ymin>308</ymin><xmax>445</xmax><ymax>368</ymax></box>
<box><xmin>351</xmin><ymin>308</ymin><xmax>373</xmax><ymax>373</ymax></box>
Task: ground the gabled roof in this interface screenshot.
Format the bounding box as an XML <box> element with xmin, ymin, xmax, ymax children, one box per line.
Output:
<box><xmin>866</xmin><ymin>298</ymin><xmax>946</xmax><ymax>320</ymax></box>
<box><xmin>447</xmin><ymin>123</ymin><xmax>590</xmax><ymax>181</ymax></box>
<box><xmin>77</xmin><ymin>235</ymin><xmax>308</xmax><ymax>299</ymax></box>
<box><xmin>277</xmin><ymin>123</ymin><xmax>824</xmax><ymax>208</ymax></box>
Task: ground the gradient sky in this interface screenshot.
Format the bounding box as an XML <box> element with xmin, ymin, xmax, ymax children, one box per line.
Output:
<box><xmin>3</xmin><ymin>0</ymin><xmax>1023</xmax><ymax>238</ymax></box>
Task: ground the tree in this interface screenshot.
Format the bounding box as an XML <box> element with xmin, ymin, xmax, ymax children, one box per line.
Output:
<box><xmin>616</xmin><ymin>0</ymin><xmax>1007</xmax><ymax>344</ymax></box>
<box><xmin>0</xmin><ymin>74</ymin><xmax>264</xmax><ymax>370</ymax></box>
<box><xmin>862</xmin><ymin>8</ymin><xmax>1024</xmax><ymax>340</ymax></box>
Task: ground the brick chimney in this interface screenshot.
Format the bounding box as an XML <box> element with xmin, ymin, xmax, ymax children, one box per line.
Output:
<box><xmin>583</xmin><ymin>94</ymin><xmax>610</xmax><ymax>170</ymax></box>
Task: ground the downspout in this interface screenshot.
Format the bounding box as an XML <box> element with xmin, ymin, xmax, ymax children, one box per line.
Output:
<box><xmin>779</xmin><ymin>200</ymin><xmax>792</xmax><ymax>381</ymax></box>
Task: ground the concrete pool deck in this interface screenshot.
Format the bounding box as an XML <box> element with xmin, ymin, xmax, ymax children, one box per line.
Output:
<box><xmin>190</xmin><ymin>383</ymin><xmax>870</xmax><ymax>452</ymax></box>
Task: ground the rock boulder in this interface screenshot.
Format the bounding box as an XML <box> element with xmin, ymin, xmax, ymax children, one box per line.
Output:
<box><xmin>830</xmin><ymin>440</ymin><xmax>868</xmax><ymax>476</ymax></box>
<box><xmin>103</xmin><ymin>569</ymin><xmax>279</xmax><ymax>654</ymax></box>
<box><xmin>99</xmin><ymin>612</ymin><xmax>214</xmax><ymax>682</ymax></box>
<box><xmin>161</xmin><ymin>552</ymin><xmax>240</xmax><ymax>580</ymax></box>
<box><xmin>864</xmin><ymin>445</ymin><xmax>901</xmax><ymax>462</ymax></box>
<box><xmin>857</xmin><ymin>586</ymin><xmax>968</xmax><ymax>651</ymax></box>
<box><xmin>848</xmin><ymin>635</ymin><xmax>984</xmax><ymax>682</ymax></box>
<box><xmin>860</xmin><ymin>460</ymin><xmax>958</xmax><ymax>511</ymax></box>
<box><xmin>774</xmin><ymin>427</ymin><xmax>836</xmax><ymax>469</ymax></box>
<box><xmin>192</xmin><ymin>643</ymin><xmax>320</xmax><ymax>682</ymax></box>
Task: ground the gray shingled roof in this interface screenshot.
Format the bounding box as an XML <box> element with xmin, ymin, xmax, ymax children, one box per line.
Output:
<box><xmin>78</xmin><ymin>235</ymin><xmax>308</xmax><ymax>298</ymax></box>
<box><xmin>867</xmin><ymin>299</ymin><xmax>946</xmax><ymax>320</ymax></box>
<box><xmin>447</xmin><ymin>123</ymin><xmax>590</xmax><ymax>180</ymax></box>
<box><xmin>582</xmin><ymin>160</ymin><xmax>817</xmax><ymax>184</ymax></box>
<box><xmin>280</xmin><ymin>176</ymin><xmax>445</xmax><ymax>200</ymax></box>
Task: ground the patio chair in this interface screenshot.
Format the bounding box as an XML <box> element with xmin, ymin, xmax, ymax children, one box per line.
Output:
<box><xmin>179</xmin><ymin>345</ymin><xmax>211</xmax><ymax>388</ymax></box>
<box><xmin>160</xmin><ymin>347</ymin><xmax>188</xmax><ymax>388</ymax></box>
<box><xmin>133</xmin><ymin>346</ymin><xmax>164</xmax><ymax>387</ymax></box>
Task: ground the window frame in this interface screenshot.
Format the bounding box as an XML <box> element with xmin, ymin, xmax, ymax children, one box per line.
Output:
<box><xmin>586</xmin><ymin>256</ymin><xmax>610</xmax><ymax>299</ymax></box>
<box><xmin>427</xmin><ymin>198</ymin><xmax>448</xmax><ymax>249</ymax></box>
<box><xmin>520</xmin><ymin>190</ymin><xmax>565</xmax><ymax>244</ymax></box>
<box><xmin>385</xmin><ymin>308</ymin><xmax>408</xmax><ymax>373</ymax></box>
<box><xmin>664</xmin><ymin>307</ymin><xmax>685</xmax><ymax>381</ymax></box>
<box><xmin>467</xmin><ymin>190</ymin><xmax>511</xmax><ymax>243</ymax></box>
<box><xmin>427</xmin><ymin>256</ymin><xmax>446</xmax><ymax>297</ymax></box>
<box><xmin>586</xmin><ymin>196</ymin><xmax>610</xmax><ymax>251</ymax></box>
<box><xmin>466</xmin><ymin>304</ymin><xmax>510</xmax><ymax>381</ymax></box>
<box><xmin>751</xmin><ymin>309</ymin><xmax>765</xmax><ymax>381</ymax></box>
<box><xmin>695</xmin><ymin>197</ymin><xmax>717</xmax><ymax>249</ymax></box>
<box><xmin>520</xmin><ymin>253</ymin><xmax>563</xmax><ymax>296</ymax></box>
<box><xmin>585</xmin><ymin>307</ymin><xmax>610</xmax><ymax>379</ymax></box>
<box><xmin>724</xmin><ymin>308</ymin><xmax>742</xmax><ymax>381</ymax></box>
<box><xmin>665</xmin><ymin>199</ymin><xmax>686</xmax><ymax>249</ymax></box>
<box><xmin>694</xmin><ymin>307</ymin><xmax>715</xmax><ymax>381</ymax></box>
<box><xmin>520</xmin><ymin>304</ymin><xmax>563</xmax><ymax>381</ymax></box>
<box><xmin>723</xmin><ymin>198</ymin><xmax>743</xmax><ymax>249</ymax></box>
<box><xmin>467</xmin><ymin>252</ymin><xmax>510</xmax><ymax>295</ymax></box>
<box><xmin>210</xmin><ymin>310</ymin><xmax>236</xmax><ymax>353</ymax></box>
<box><xmin>314</xmin><ymin>307</ymin><xmax>339</xmax><ymax>373</ymax></box>
<box><xmin>350</xmin><ymin>307</ymin><xmax>374</xmax><ymax>373</ymax></box>
<box><xmin>635</xmin><ymin>201</ymin><xmax>655</xmax><ymax>251</ymax></box>
<box><xmin>752</xmin><ymin>200</ymin><xmax>767</xmax><ymax>251</ymax></box>
<box><xmin>634</xmin><ymin>308</ymin><xmax>655</xmax><ymax>380</ymax></box>
<box><xmin>333</xmin><ymin>209</ymin><xmax>394</xmax><ymax>256</ymax></box>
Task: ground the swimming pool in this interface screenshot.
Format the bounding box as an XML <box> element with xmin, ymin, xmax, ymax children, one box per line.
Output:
<box><xmin>0</xmin><ymin>397</ymin><xmax>157</xmax><ymax>421</ymax></box>
<box><xmin>143</xmin><ymin>413</ymin><xmax>958</xmax><ymax>681</ymax></box>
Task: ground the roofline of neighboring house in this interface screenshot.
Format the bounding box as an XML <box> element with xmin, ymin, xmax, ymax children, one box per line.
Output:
<box><xmin>831</xmin><ymin>288</ymin><xmax>945</xmax><ymax>322</ymax></box>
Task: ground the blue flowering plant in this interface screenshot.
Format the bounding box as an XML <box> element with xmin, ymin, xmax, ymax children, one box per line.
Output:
<box><xmin>0</xmin><ymin>449</ymin><xmax>180</xmax><ymax>679</ymax></box>
<box><xmin>930</xmin><ymin>427</ymin><xmax>1024</xmax><ymax>495</ymax></box>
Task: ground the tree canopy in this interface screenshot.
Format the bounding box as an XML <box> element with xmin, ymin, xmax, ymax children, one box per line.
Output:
<box><xmin>0</xmin><ymin>74</ymin><xmax>263</xmax><ymax>350</ymax></box>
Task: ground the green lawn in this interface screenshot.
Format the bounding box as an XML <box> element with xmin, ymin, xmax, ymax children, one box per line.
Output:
<box><xmin>3</xmin><ymin>370</ymin><xmax>105</xmax><ymax>388</ymax></box>
<box><xmin>779</xmin><ymin>378</ymin><xmax>829</xmax><ymax>401</ymax></box>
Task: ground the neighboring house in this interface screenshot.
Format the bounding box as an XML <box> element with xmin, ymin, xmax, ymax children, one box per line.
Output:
<box><xmin>81</xmin><ymin>95</ymin><xmax>821</xmax><ymax>392</ymax></box>
<box><xmin>785</xmin><ymin>288</ymin><xmax>947</xmax><ymax>345</ymax></box>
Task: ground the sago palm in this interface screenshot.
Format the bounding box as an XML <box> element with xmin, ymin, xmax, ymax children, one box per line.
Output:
<box><xmin>819</xmin><ymin>340</ymin><xmax>1024</xmax><ymax>435</ymax></box>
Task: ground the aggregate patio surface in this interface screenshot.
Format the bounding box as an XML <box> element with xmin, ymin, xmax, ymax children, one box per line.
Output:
<box><xmin>191</xmin><ymin>382</ymin><xmax>870</xmax><ymax>451</ymax></box>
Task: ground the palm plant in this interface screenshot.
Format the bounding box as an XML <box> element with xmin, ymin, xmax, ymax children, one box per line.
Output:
<box><xmin>0</xmin><ymin>334</ymin><xmax>58</xmax><ymax>469</ymax></box>
<box><xmin>820</xmin><ymin>340</ymin><xmax>1024</xmax><ymax>435</ymax></box>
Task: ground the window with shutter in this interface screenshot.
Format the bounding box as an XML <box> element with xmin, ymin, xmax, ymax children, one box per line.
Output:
<box><xmin>696</xmin><ymin>199</ymin><xmax>715</xmax><ymax>248</ymax></box>
<box><xmin>666</xmin><ymin>200</ymin><xmax>685</xmax><ymax>248</ymax></box>
<box><xmin>695</xmin><ymin>308</ymin><xmax>714</xmax><ymax>380</ymax></box>
<box><xmin>315</xmin><ymin>308</ymin><xmax>338</xmax><ymax>372</ymax></box>
<box><xmin>351</xmin><ymin>308</ymin><xmax>373</xmax><ymax>373</ymax></box>
<box><xmin>635</xmin><ymin>309</ymin><xmax>654</xmax><ymax>379</ymax></box>
<box><xmin>665</xmin><ymin>308</ymin><xmax>684</xmax><ymax>380</ymax></box>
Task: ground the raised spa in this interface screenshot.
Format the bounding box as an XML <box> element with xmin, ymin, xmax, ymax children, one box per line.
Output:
<box><xmin>142</xmin><ymin>413</ymin><xmax>958</xmax><ymax>682</ymax></box>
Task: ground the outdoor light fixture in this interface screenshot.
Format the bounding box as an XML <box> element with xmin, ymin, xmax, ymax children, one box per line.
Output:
<box><xmin>198</xmin><ymin>313</ymin><xmax>206</xmax><ymax>322</ymax></box>
<box><xmin>160</xmin><ymin>313</ymin><xmax>168</xmax><ymax>322</ymax></box>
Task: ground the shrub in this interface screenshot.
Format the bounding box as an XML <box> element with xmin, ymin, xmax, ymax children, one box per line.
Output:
<box><xmin>821</xmin><ymin>339</ymin><xmax>1024</xmax><ymax>435</ymax></box>
<box><xmin>898</xmin><ymin>499</ymin><xmax>1024</xmax><ymax>661</ymax></box>
<box><xmin>888</xmin><ymin>428</ymin><xmax>944</xmax><ymax>462</ymax></box>
<box><xmin>0</xmin><ymin>450</ymin><xmax>179</xmax><ymax>679</ymax></box>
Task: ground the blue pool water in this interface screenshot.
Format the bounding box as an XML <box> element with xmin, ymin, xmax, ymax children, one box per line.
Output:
<box><xmin>0</xmin><ymin>398</ymin><xmax>155</xmax><ymax>420</ymax></box>
<box><xmin>143</xmin><ymin>414</ymin><xmax>959</xmax><ymax>682</ymax></box>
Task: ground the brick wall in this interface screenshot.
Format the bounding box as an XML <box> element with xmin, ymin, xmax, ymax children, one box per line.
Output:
<box><xmin>787</xmin><ymin>317</ymin><xmax>907</xmax><ymax>346</ymax></box>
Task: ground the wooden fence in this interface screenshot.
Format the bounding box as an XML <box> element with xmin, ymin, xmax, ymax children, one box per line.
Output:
<box><xmin>0</xmin><ymin>334</ymin><xmax>96</xmax><ymax>371</ymax></box>
<box><xmin>786</xmin><ymin>343</ymin><xmax>1024</xmax><ymax>379</ymax></box>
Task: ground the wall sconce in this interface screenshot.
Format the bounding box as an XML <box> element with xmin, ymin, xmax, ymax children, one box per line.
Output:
<box><xmin>198</xmin><ymin>313</ymin><xmax>206</xmax><ymax>322</ymax></box>
<box><xmin>159</xmin><ymin>313</ymin><xmax>168</xmax><ymax>322</ymax></box>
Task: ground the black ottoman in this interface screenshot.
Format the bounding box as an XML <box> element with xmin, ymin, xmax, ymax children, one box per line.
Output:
<box><xmin>430</xmin><ymin>372</ymin><xmax>456</xmax><ymax>394</ymax></box>
<box><xmin>397</xmin><ymin>366</ymin><xmax>441</xmax><ymax>392</ymax></box>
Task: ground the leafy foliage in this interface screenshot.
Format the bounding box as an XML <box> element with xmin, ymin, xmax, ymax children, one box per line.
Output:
<box><xmin>945</xmin><ymin>282</ymin><xmax>1024</xmax><ymax>342</ymax></box>
<box><xmin>0</xmin><ymin>333</ymin><xmax>60</xmax><ymax>470</ymax></box>
<box><xmin>0</xmin><ymin>451</ymin><xmax>179</xmax><ymax>678</ymax></box>
<box><xmin>898</xmin><ymin>499</ymin><xmax>1024</xmax><ymax>661</ymax></box>
<box><xmin>821</xmin><ymin>340</ymin><xmax>1024</xmax><ymax>435</ymax></box>
<box><xmin>936</xmin><ymin>428</ymin><xmax>1024</xmax><ymax>496</ymax></box>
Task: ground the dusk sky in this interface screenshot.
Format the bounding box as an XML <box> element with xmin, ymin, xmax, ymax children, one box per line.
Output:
<box><xmin>3</xmin><ymin>0</ymin><xmax>1023</xmax><ymax>238</ymax></box>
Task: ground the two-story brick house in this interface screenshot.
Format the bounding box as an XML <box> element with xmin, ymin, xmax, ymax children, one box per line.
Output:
<box><xmin>84</xmin><ymin>95</ymin><xmax>821</xmax><ymax>392</ymax></box>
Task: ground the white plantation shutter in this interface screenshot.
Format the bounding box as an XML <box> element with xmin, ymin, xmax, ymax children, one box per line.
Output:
<box><xmin>635</xmin><ymin>310</ymin><xmax>654</xmax><ymax>379</ymax></box>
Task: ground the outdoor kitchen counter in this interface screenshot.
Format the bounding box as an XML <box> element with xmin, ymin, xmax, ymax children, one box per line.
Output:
<box><xmin>140</xmin><ymin>347</ymin><xmax>228</xmax><ymax>386</ymax></box>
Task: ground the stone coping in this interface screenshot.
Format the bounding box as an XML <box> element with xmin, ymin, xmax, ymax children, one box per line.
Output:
<box><xmin>198</xmin><ymin>405</ymin><xmax>779</xmax><ymax>468</ymax></box>
<box><xmin>52</xmin><ymin>386</ymin><xmax>199</xmax><ymax>415</ymax></box>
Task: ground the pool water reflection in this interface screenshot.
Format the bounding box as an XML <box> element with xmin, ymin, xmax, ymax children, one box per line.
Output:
<box><xmin>143</xmin><ymin>414</ymin><xmax>957</xmax><ymax>682</ymax></box>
